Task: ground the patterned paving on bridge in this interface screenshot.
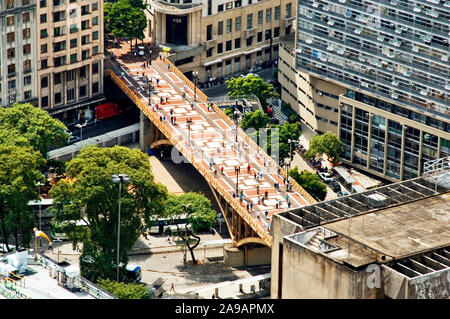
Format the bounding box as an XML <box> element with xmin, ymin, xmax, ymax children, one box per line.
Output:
<box><xmin>108</xmin><ymin>42</ymin><xmax>311</xmax><ymax>234</ymax></box>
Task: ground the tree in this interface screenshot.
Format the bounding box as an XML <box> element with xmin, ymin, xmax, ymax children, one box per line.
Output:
<box><xmin>0</xmin><ymin>145</ymin><xmax>45</xmax><ymax>251</ymax></box>
<box><xmin>240</xmin><ymin>110</ymin><xmax>271</xmax><ymax>131</ymax></box>
<box><xmin>164</xmin><ymin>192</ymin><xmax>217</xmax><ymax>264</ymax></box>
<box><xmin>0</xmin><ymin>103</ymin><xmax>69</xmax><ymax>158</ymax></box>
<box><xmin>49</xmin><ymin>145</ymin><xmax>167</xmax><ymax>282</ymax></box>
<box><xmin>261</xmin><ymin>121</ymin><xmax>302</xmax><ymax>166</ymax></box>
<box><xmin>305</xmin><ymin>132</ymin><xmax>344</xmax><ymax>163</ymax></box>
<box><xmin>105</xmin><ymin>0</ymin><xmax>147</xmax><ymax>52</ymax></box>
<box><xmin>226</xmin><ymin>75</ymin><xmax>279</xmax><ymax>109</ymax></box>
<box><xmin>97</xmin><ymin>278</ymin><xmax>150</xmax><ymax>299</ymax></box>
<box><xmin>289</xmin><ymin>167</ymin><xmax>327</xmax><ymax>201</ymax></box>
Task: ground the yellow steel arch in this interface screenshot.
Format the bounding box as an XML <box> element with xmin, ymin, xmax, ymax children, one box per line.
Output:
<box><xmin>235</xmin><ymin>237</ymin><xmax>269</xmax><ymax>248</ymax></box>
<box><xmin>150</xmin><ymin>139</ymin><xmax>172</xmax><ymax>149</ymax></box>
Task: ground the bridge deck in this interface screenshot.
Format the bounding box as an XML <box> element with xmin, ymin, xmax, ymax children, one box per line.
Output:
<box><xmin>107</xmin><ymin>43</ymin><xmax>314</xmax><ymax>246</ymax></box>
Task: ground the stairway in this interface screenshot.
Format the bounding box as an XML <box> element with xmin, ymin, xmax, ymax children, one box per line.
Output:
<box><xmin>306</xmin><ymin>231</ymin><xmax>325</xmax><ymax>250</ymax></box>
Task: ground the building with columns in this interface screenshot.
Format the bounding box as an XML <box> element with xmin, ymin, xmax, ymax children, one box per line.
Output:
<box><xmin>36</xmin><ymin>0</ymin><xmax>104</xmax><ymax>125</ymax></box>
<box><xmin>278</xmin><ymin>0</ymin><xmax>450</xmax><ymax>182</ymax></box>
<box><xmin>146</xmin><ymin>0</ymin><xmax>296</xmax><ymax>81</ymax></box>
<box><xmin>0</xmin><ymin>0</ymin><xmax>38</xmax><ymax>107</ymax></box>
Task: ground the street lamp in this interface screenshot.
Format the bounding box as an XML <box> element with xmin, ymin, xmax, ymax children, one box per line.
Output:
<box><xmin>266</xmin><ymin>30</ymin><xmax>273</xmax><ymax>64</ymax></box>
<box><xmin>36</xmin><ymin>181</ymin><xmax>45</xmax><ymax>247</ymax></box>
<box><xmin>235</xmin><ymin>166</ymin><xmax>240</xmax><ymax>194</ymax></box>
<box><xmin>181</xmin><ymin>203</ymin><xmax>191</xmax><ymax>268</ymax></box>
<box><xmin>193</xmin><ymin>71</ymin><xmax>198</xmax><ymax>101</ymax></box>
<box><xmin>234</xmin><ymin>110</ymin><xmax>240</xmax><ymax>142</ymax></box>
<box><xmin>187</xmin><ymin>118</ymin><xmax>192</xmax><ymax>146</ymax></box>
<box><xmin>75</xmin><ymin>123</ymin><xmax>86</xmax><ymax>141</ymax></box>
<box><xmin>287</xmin><ymin>139</ymin><xmax>295</xmax><ymax>171</ymax></box>
<box><xmin>111</xmin><ymin>173</ymin><xmax>131</xmax><ymax>282</ymax></box>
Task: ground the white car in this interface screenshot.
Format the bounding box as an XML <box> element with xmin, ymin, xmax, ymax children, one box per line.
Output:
<box><xmin>318</xmin><ymin>172</ymin><xmax>334</xmax><ymax>183</ymax></box>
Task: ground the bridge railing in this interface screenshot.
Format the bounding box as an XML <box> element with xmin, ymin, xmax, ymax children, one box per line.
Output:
<box><xmin>162</xmin><ymin>58</ymin><xmax>316</xmax><ymax>205</ymax></box>
<box><xmin>108</xmin><ymin>69</ymin><xmax>272</xmax><ymax>247</ymax></box>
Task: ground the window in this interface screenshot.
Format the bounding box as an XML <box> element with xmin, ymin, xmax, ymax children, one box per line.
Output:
<box><xmin>226</xmin><ymin>19</ymin><xmax>232</xmax><ymax>33</ymax></box>
<box><xmin>53</xmin><ymin>56</ymin><xmax>66</xmax><ymax>67</ymax></box>
<box><xmin>92</xmin><ymin>16</ymin><xmax>98</xmax><ymax>26</ymax></box>
<box><xmin>41</xmin><ymin>96</ymin><xmax>48</xmax><ymax>108</ymax></box>
<box><xmin>81</xmin><ymin>35</ymin><xmax>89</xmax><ymax>45</ymax></box>
<box><xmin>70</xmin><ymin>38</ymin><xmax>77</xmax><ymax>48</ymax></box>
<box><xmin>247</xmin><ymin>14</ymin><xmax>253</xmax><ymax>29</ymax></box>
<box><xmin>24</xmin><ymin>91</ymin><xmax>32</xmax><ymax>100</ymax></box>
<box><xmin>81</xmin><ymin>5</ymin><xmax>89</xmax><ymax>15</ymax></box>
<box><xmin>81</xmin><ymin>20</ymin><xmax>89</xmax><ymax>30</ymax></box>
<box><xmin>7</xmin><ymin>0</ymin><xmax>14</xmax><ymax>9</ymax></box>
<box><xmin>217</xmin><ymin>43</ymin><xmax>223</xmax><ymax>54</ymax></box>
<box><xmin>266</xmin><ymin>8</ymin><xmax>272</xmax><ymax>22</ymax></box>
<box><xmin>70</xmin><ymin>23</ymin><xmax>78</xmax><ymax>33</ymax></box>
<box><xmin>265</xmin><ymin>29</ymin><xmax>271</xmax><ymax>40</ymax></box>
<box><xmin>23</xmin><ymin>12</ymin><xmax>31</xmax><ymax>22</ymax></box>
<box><xmin>206</xmin><ymin>48</ymin><xmax>213</xmax><ymax>57</ymax></box>
<box><xmin>93</xmin><ymin>63</ymin><xmax>99</xmax><ymax>74</ymax></box>
<box><xmin>248</xmin><ymin>0</ymin><xmax>252</xmax><ymax>3</ymax></box>
<box><xmin>54</xmin><ymin>92</ymin><xmax>62</xmax><ymax>104</ymax></box>
<box><xmin>82</xmin><ymin>49</ymin><xmax>89</xmax><ymax>60</ymax></box>
<box><xmin>41</xmin><ymin>44</ymin><xmax>47</xmax><ymax>53</ymax></box>
<box><xmin>7</xmin><ymin>32</ymin><xmax>15</xmax><ymax>42</ymax></box>
<box><xmin>257</xmin><ymin>32</ymin><xmax>262</xmax><ymax>42</ymax></box>
<box><xmin>92</xmin><ymin>31</ymin><xmax>98</xmax><ymax>40</ymax></box>
<box><xmin>23</xmin><ymin>59</ymin><xmax>31</xmax><ymax>71</ymax></box>
<box><xmin>7</xmin><ymin>64</ymin><xmax>15</xmax><ymax>75</ymax></box>
<box><xmin>80</xmin><ymin>66</ymin><xmax>87</xmax><ymax>78</ymax></box>
<box><xmin>218</xmin><ymin>21</ymin><xmax>223</xmax><ymax>35</ymax></box>
<box><xmin>92</xmin><ymin>2</ymin><xmax>98</xmax><ymax>10</ymax></box>
<box><xmin>226</xmin><ymin>40</ymin><xmax>232</xmax><ymax>51</ymax></box>
<box><xmin>7</xmin><ymin>16</ymin><xmax>14</xmax><ymax>26</ymax></box>
<box><xmin>218</xmin><ymin>4</ymin><xmax>223</xmax><ymax>12</ymax></box>
<box><xmin>79</xmin><ymin>85</ymin><xmax>87</xmax><ymax>97</ymax></box>
<box><xmin>246</xmin><ymin>36</ymin><xmax>253</xmax><ymax>47</ymax></box>
<box><xmin>24</xmin><ymin>76</ymin><xmax>32</xmax><ymax>86</ymax></box>
<box><xmin>67</xmin><ymin>88</ymin><xmax>75</xmax><ymax>101</ymax></box>
<box><xmin>23</xmin><ymin>0</ymin><xmax>30</xmax><ymax>5</ymax></box>
<box><xmin>40</xmin><ymin>14</ymin><xmax>47</xmax><ymax>23</ymax></box>
<box><xmin>92</xmin><ymin>46</ymin><xmax>99</xmax><ymax>54</ymax></box>
<box><xmin>41</xmin><ymin>76</ymin><xmax>48</xmax><ymax>88</ymax></box>
<box><xmin>40</xmin><ymin>0</ymin><xmax>46</xmax><ymax>7</ymax></box>
<box><xmin>234</xmin><ymin>0</ymin><xmax>241</xmax><ymax>8</ymax></box>
<box><xmin>7</xmin><ymin>48</ymin><xmax>15</xmax><ymax>59</ymax></box>
<box><xmin>258</xmin><ymin>10</ymin><xmax>263</xmax><ymax>24</ymax></box>
<box><xmin>67</xmin><ymin>70</ymin><xmax>75</xmax><ymax>81</ymax></box>
<box><xmin>286</xmin><ymin>3</ymin><xmax>292</xmax><ymax>18</ymax></box>
<box><xmin>8</xmin><ymin>80</ymin><xmax>16</xmax><ymax>90</ymax></box>
<box><xmin>23</xmin><ymin>28</ymin><xmax>31</xmax><ymax>39</ymax></box>
<box><xmin>54</xmin><ymin>26</ymin><xmax>64</xmax><ymax>36</ymax></box>
<box><xmin>206</xmin><ymin>24</ymin><xmax>212</xmax><ymax>41</ymax></box>
<box><xmin>274</xmin><ymin>6</ymin><xmax>280</xmax><ymax>20</ymax></box>
<box><xmin>40</xmin><ymin>29</ymin><xmax>48</xmax><ymax>39</ymax></box>
<box><xmin>274</xmin><ymin>27</ymin><xmax>280</xmax><ymax>38</ymax></box>
<box><xmin>54</xmin><ymin>73</ymin><xmax>61</xmax><ymax>84</ymax></box>
<box><xmin>225</xmin><ymin>2</ymin><xmax>232</xmax><ymax>9</ymax></box>
<box><xmin>235</xmin><ymin>38</ymin><xmax>241</xmax><ymax>49</ymax></box>
<box><xmin>235</xmin><ymin>16</ymin><xmax>241</xmax><ymax>31</ymax></box>
<box><xmin>70</xmin><ymin>53</ymin><xmax>77</xmax><ymax>63</ymax></box>
<box><xmin>41</xmin><ymin>59</ymin><xmax>48</xmax><ymax>69</ymax></box>
<box><xmin>92</xmin><ymin>82</ymin><xmax>99</xmax><ymax>94</ymax></box>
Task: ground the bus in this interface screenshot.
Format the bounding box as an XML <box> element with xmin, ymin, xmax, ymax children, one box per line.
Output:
<box><xmin>148</xmin><ymin>214</ymin><xmax>191</xmax><ymax>235</ymax></box>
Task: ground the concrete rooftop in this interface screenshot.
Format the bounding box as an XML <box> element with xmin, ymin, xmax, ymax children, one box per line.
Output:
<box><xmin>324</xmin><ymin>192</ymin><xmax>450</xmax><ymax>262</ymax></box>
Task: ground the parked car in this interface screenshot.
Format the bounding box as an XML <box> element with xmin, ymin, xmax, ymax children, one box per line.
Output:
<box><xmin>82</xmin><ymin>118</ymin><xmax>100</xmax><ymax>127</ymax></box>
<box><xmin>329</xmin><ymin>181</ymin><xmax>341</xmax><ymax>192</ymax></box>
<box><xmin>318</xmin><ymin>172</ymin><xmax>334</xmax><ymax>183</ymax></box>
<box><xmin>67</xmin><ymin>135</ymin><xmax>80</xmax><ymax>145</ymax></box>
<box><xmin>249</xmin><ymin>65</ymin><xmax>262</xmax><ymax>73</ymax></box>
<box><xmin>337</xmin><ymin>190</ymin><xmax>349</xmax><ymax>197</ymax></box>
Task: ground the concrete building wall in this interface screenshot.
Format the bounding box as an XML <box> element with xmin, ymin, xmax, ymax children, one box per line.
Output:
<box><xmin>281</xmin><ymin>238</ymin><xmax>382</xmax><ymax>299</ymax></box>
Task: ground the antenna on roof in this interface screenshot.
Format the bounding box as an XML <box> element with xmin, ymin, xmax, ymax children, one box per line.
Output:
<box><xmin>348</xmin><ymin>215</ymin><xmax>352</xmax><ymax>259</ymax></box>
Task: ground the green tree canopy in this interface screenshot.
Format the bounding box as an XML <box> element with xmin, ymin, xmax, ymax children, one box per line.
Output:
<box><xmin>304</xmin><ymin>132</ymin><xmax>344</xmax><ymax>162</ymax></box>
<box><xmin>0</xmin><ymin>144</ymin><xmax>45</xmax><ymax>251</ymax></box>
<box><xmin>240</xmin><ymin>110</ymin><xmax>270</xmax><ymax>131</ymax></box>
<box><xmin>289</xmin><ymin>167</ymin><xmax>327</xmax><ymax>201</ymax></box>
<box><xmin>0</xmin><ymin>103</ymin><xmax>69</xmax><ymax>158</ymax></box>
<box><xmin>97</xmin><ymin>278</ymin><xmax>150</xmax><ymax>299</ymax></box>
<box><xmin>164</xmin><ymin>192</ymin><xmax>217</xmax><ymax>233</ymax></box>
<box><xmin>105</xmin><ymin>0</ymin><xmax>147</xmax><ymax>51</ymax></box>
<box><xmin>49</xmin><ymin>145</ymin><xmax>167</xmax><ymax>282</ymax></box>
<box><xmin>226</xmin><ymin>75</ymin><xmax>279</xmax><ymax>109</ymax></box>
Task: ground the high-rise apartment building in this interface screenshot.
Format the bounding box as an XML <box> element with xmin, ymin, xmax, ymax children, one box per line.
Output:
<box><xmin>283</xmin><ymin>0</ymin><xmax>449</xmax><ymax>182</ymax></box>
<box><xmin>146</xmin><ymin>0</ymin><xmax>296</xmax><ymax>81</ymax></box>
<box><xmin>0</xmin><ymin>0</ymin><xmax>38</xmax><ymax>107</ymax></box>
<box><xmin>37</xmin><ymin>0</ymin><xmax>104</xmax><ymax>125</ymax></box>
